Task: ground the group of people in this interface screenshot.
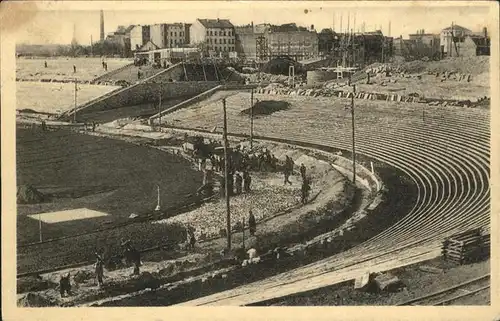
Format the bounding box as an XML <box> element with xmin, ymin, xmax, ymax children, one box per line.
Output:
<box><xmin>219</xmin><ymin>170</ymin><xmax>252</xmax><ymax>197</ymax></box>
<box><xmin>59</xmin><ymin>240</ymin><xmax>142</xmax><ymax>295</ymax></box>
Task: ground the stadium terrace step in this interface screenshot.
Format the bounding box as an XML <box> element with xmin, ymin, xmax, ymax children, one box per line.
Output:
<box><xmin>155</xmin><ymin>94</ymin><xmax>488</xmax><ymax>305</ymax></box>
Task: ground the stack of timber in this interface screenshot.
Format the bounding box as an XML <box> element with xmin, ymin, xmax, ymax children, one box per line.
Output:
<box><xmin>442</xmin><ymin>228</ymin><xmax>490</xmax><ymax>265</ymax></box>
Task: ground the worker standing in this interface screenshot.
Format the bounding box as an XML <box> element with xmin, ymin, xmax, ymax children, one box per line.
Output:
<box><xmin>59</xmin><ymin>272</ymin><xmax>72</xmax><ymax>297</ymax></box>
<box><xmin>300</xmin><ymin>163</ymin><xmax>306</xmax><ymax>182</ymax></box>
<box><xmin>235</xmin><ymin>172</ymin><xmax>243</xmax><ymax>195</ymax></box>
<box><xmin>122</xmin><ymin>240</ymin><xmax>141</xmax><ymax>275</ymax></box>
<box><xmin>283</xmin><ymin>156</ymin><xmax>293</xmax><ymax>185</ymax></box>
<box><xmin>301</xmin><ymin>178</ymin><xmax>311</xmax><ymax>204</ymax></box>
<box><xmin>94</xmin><ymin>253</ymin><xmax>105</xmax><ymax>287</ymax></box>
<box><xmin>73</xmin><ymin>65</ymin><xmax>77</xmax><ymax>73</ymax></box>
<box><xmin>248</xmin><ymin>210</ymin><xmax>256</xmax><ymax>236</ymax></box>
<box><xmin>243</xmin><ymin>171</ymin><xmax>252</xmax><ymax>192</ymax></box>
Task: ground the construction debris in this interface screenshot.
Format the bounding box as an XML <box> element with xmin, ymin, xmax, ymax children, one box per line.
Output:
<box><xmin>254</xmin><ymin>82</ymin><xmax>487</xmax><ymax>109</ymax></box>
<box><xmin>374</xmin><ymin>273</ymin><xmax>404</xmax><ymax>292</ymax></box>
<box><xmin>354</xmin><ymin>272</ymin><xmax>372</xmax><ymax>290</ymax></box>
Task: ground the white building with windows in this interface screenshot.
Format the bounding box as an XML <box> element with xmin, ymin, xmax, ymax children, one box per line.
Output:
<box><xmin>190</xmin><ymin>18</ymin><xmax>236</xmax><ymax>54</ymax></box>
<box><xmin>131</xmin><ymin>23</ymin><xmax>190</xmax><ymax>52</ymax></box>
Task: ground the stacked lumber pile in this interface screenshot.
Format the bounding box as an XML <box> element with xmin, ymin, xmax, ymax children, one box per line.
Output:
<box><xmin>442</xmin><ymin>228</ymin><xmax>490</xmax><ymax>264</ymax></box>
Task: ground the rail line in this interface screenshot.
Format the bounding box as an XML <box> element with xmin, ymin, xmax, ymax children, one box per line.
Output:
<box><xmin>397</xmin><ymin>274</ymin><xmax>490</xmax><ymax>306</ymax></box>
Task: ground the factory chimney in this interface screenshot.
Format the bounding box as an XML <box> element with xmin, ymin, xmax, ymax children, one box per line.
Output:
<box><xmin>100</xmin><ymin>10</ymin><xmax>105</xmax><ymax>42</ymax></box>
<box><xmin>483</xmin><ymin>27</ymin><xmax>488</xmax><ymax>38</ymax></box>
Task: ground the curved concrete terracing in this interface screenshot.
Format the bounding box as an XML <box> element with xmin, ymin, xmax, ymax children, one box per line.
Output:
<box><xmin>168</xmin><ymin>100</ymin><xmax>489</xmax><ymax>305</ymax></box>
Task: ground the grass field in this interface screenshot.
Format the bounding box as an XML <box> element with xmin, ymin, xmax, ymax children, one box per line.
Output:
<box><xmin>16</xmin><ymin>82</ymin><xmax>120</xmax><ymax>114</ymax></box>
<box><xmin>16</xmin><ymin>57</ymin><xmax>132</xmax><ymax>82</ymax></box>
<box><xmin>16</xmin><ymin>126</ymin><xmax>203</xmax><ymax>245</ymax></box>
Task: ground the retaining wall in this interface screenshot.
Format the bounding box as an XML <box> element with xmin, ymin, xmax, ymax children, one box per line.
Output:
<box><xmin>149</xmin><ymin>84</ymin><xmax>258</xmax><ymax>122</ymax></box>
<box><xmin>61</xmin><ymin>81</ymin><xmax>220</xmax><ymax>120</ymax></box>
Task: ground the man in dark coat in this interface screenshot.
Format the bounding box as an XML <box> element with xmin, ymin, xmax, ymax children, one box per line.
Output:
<box><xmin>59</xmin><ymin>272</ymin><xmax>72</xmax><ymax>297</ymax></box>
<box><xmin>188</xmin><ymin>228</ymin><xmax>196</xmax><ymax>250</ymax></box>
<box><xmin>235</xmin><ymin>172</ymin><xmax>243</xmax><ymax>195</ymax></box>
<box><xmin>123</xmin><ymin>241</ymin><xmax>141</xmax><ymax>275</ymax></box>
<box><xmin>248</xmin><ymin>210</ymin><xmax>256</xmax><ymax>236</ymax></box>
<box><xmin>300</xmin><ymin>163</ymin><xmax>306</xmax><ymax>181</ymax></box>
<box><xmin>283</xmin><ymin>156</ymin><xmax>292</xmax><ymax>185</ymax></box>
<box><xmin>94</xmin><ymin>253</ymin><xmax>105</xmax><ymax>287</ymax></box>
<box><xmin>301</xmin><ymin>178</ymin><xmax>311</xmax><ymax>204</ymax></box>
<box><xmin>243</xmin><ymin>171</ymin><xmax>252</xmax><ymax>192</ymax></box>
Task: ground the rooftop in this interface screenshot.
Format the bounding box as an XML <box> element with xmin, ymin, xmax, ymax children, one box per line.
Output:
<box><xmin>197</xmin><ymin>19</ymin><xmax>234</xmax><ymax>29</ymax></box>
<box><xmin>442</xmin><ymin>25</ymin><xmax>472</xmax><ymax>33</ymax></box>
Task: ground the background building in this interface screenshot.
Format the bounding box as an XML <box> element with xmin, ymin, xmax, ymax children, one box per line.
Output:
<box><xmin>106</xmin><ymin>25</ymin><xmax>133</xmax><ymax>56</ymax></box>
<box><xmin>150</xmin><ymin>23</ymin><xmax>191</xmax><ymax>49</ymax></box>
<box><xmin>130</xmin><ymin>25</ymin><xmax>151</xmax><ymax>51</ymax></box>
<box><xmin>190</xmin><ymin>18</ymin><xmax>236</xmax><ymax>55</ymax></box>
<box><xmin>407</xmin><ymin>29</ymin><xmax>441</xmax><ymax>59</ymax></box>
<box><xmin>235</xmin><ymin>22</ymin><xmax>319</xmax><ymax>62</ymax></box>
<box><xmin>440</xmin><ymin>24</ymin><xmax>472</xmax><ymax>57</ymax></box>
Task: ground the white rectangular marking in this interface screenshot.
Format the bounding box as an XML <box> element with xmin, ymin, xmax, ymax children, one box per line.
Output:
<box><xmin>28</xmin><ymin>208</ymin><xmax>109</xmax><ymax>224</ymax></box>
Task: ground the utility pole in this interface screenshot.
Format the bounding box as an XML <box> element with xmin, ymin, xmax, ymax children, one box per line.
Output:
<box><xmin>158</xmin><ymin>82</ymin><xmax>162</xmax><ymax>128</ymax></box>
<box><xmin>351</xmin><ymin>84</ymin><xmax>356</xmax><ymax>184</ymax></box>
<box><xmin>250</xmin><ymin>88</ymin><xmax>254</xmax><ymax>150</ymax></box>
<box><xmin>241</xmin><ymin>217</ymin><xmax>245</xmax><ymax>250</ymax></box>
<box><xmin>90</xmin><ymin>35</ymin><xmax>94</xmax><ymax>57</ymax></box>
<box><xmin>38</xmin><ymin>213</ymin><xmax>43</xmax><ymax>242</ymax></box>
<box><xmin>222</xmin><ymin>98</ymin><xmax>231</xmax><ymax>250</ymax></box>
<box><xmin>74</xmin><ymin>79</ymin><xmax>78</xmax><ymax>123</ymax></box>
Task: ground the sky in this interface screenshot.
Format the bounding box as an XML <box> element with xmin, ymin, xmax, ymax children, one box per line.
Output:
<box><xmin>8</xmin><ymin>1</ymin><xmax>494</xmax><ymax>45</ymax></box>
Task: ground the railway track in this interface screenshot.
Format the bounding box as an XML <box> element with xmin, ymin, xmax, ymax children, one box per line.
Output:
<box><xmin>165</xmin><ymin>94</ymin><xmax>489</xmax><ymax>306</ymax></box>
<box><xmin>397</xmin><ymin>275</ymin><xmax>490</xmax><ymax>306</ymax></box>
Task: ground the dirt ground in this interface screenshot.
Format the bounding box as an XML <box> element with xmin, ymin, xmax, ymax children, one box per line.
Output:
<box><xmin>259</xmin><ymin>258</ymin><xmax>490</xmax><ymax>306</ymax></box>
